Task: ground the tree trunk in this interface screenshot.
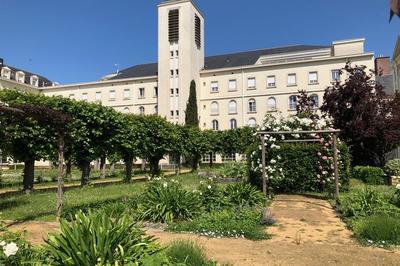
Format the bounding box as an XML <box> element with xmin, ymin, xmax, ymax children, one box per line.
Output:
<box><xmin>141</xmin><ymin>159</ymin><xmax>146</xmax><ymax>172</ymax></box>
<box><xmin>80</xmin><ymin>161</ymin><xmax>91</xmax><ymax>186</ymax></box>
<box><xmin>23</xmin><ymin>159</ymin><xmax>35</xmax><ymax>194</ymax></box>
<box><xmin>56</xmin><ymin>133</ymin><xmax>65</xmax><ymax>220</ymax></box>
<box><xmin>124</xmin><ymin>155</ymin><xmax>134</xmax><ymax>182</ymax></box>
<box><xmin>65</xmin><ymin>160</ymin><xmax>72</xmax><ymax>180</ymax></box>
<box><xmin>100</xmin><ymin>156</ymin><xmax>106</xmax><ymax>179</ymax></box>
<box><xmin>209</xmin><ymin>152</ymin><xmax>213</xmax><ymax>168</ymax></box>
<box><xmin>149</xmin><ymin>159</ymin><xmax>160</xmax><ymax>176</ymax></box>
<box><xmin>191</xmin><ymin>156</ymin><xmax>200</xmax><ymax>172</ymax></box>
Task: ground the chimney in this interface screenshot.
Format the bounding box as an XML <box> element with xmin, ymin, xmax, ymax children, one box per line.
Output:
<box><xmin>375</xmin><ymin>56</ymin><xmax>391</xmax><ymax>76</ymax></box>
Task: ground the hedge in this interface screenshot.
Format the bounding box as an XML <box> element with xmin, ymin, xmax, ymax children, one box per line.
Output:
<box><xmin>352</xmin><ymin>166</ymin><xmax>385</xmax><ymax>185</ymax></box>
<box><xmin>247</xmin><ymin>142</ymin><xmax>351</xmax><ymax>193</ymax></box>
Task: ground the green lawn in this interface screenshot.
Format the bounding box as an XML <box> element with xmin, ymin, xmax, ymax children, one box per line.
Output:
<box><xmin>0</xmin><ymin>172</ymin><xmax>207</xmax><ymax>222</ymax></box>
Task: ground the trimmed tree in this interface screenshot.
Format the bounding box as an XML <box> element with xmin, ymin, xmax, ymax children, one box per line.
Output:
<box><xmin>185</xmin><ymin>80</ymin><xmax>199</xmax><ymax>127</ymax></box>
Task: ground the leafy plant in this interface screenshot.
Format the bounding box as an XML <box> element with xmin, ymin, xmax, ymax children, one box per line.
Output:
<box><xmin>339</xmin><ymin>187</ymin><xmax>399</xmax><ymax>218</ymax></box>
<box><xmin>43</xmin><ymin>210</ymin><xmax>159</xmax><ymax>265</ymax></box>
<box><xmin>0</xmin><ymin>231</ymin><xmax>41</xmax><ymax>266</ymax></box>
<box><xmin>384</xmin><ymin>159</ymin><xmax>400</xmax><ymax>177</ymax></box>
<box><xmin>353</xmin><ymin>214</ymin><xmax>400</xmax><ymax>246</ymax></box>
<box><xmin>219</xmin><ymin>162</ymin><xmax>248</xmax><ymax>180</ymax></box>
<box><xmin>166</xmin><ymin>240</ymin><xmax>216</xmax><ymax>266</ymax></box>
<box><xmin>168</xmin><ymin>208</ymin><xmax>269</xmax><ymax>240</ymax></box>
<box><xmin>352</xmin><ymin>166</ymin><xmax>386</xmax><ymax>185</ymax></box>
<box><xmin>198</xmin><ymin>179</ymin><xmax>231</xmax><ymax>211</ymax></box>
<box><xmin>139</xmin><ymin>180</ymin><xmax>202</xmax><ymax>223</ymax></box>
<box><xmin>224</xmin><ymin>183</ymin><xmax>265</xmax><ymax>207</ymax></box>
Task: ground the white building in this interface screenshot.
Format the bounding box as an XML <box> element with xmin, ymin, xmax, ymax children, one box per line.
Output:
<box><xmin>39</xmin><ymin>0</ymin><xmax>375</xmax><ymax>131</ymax></box>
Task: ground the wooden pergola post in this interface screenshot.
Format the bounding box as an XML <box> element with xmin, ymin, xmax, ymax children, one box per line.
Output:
<box><xmin>260</xmin><ymin>134</ymin><xmax>267</xmax><ymax>197</ymax></box>
<box><xmin>332</xmin><ymin>133</ymin><xmax>340</xmax><ymax>210</ymax></box>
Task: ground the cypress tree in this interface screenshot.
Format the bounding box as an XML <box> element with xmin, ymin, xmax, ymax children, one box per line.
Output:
<box><xmin>185</xmin><ymin>80</ymin><xmax>199</xmax><ymax>127</ymax></box>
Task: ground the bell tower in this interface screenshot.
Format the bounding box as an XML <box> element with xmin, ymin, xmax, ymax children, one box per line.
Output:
<box><xmin>157</xmin><ymin>0</ymin><xmax>205</xmax><ymax>124</ymax></box>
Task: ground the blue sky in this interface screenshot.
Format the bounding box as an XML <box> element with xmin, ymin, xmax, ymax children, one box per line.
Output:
<box><xmin>0</xmin><ymin>0</ymin><xmax>399</xmax><ymax>84</ymax></box>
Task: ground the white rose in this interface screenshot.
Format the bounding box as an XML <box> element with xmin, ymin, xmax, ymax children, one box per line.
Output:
<box><xmin>4</xmin><ymin>242</ymin><xmax>18</xmax><ymax>257</ymax></box>
<box><xmin>207</xmin><ymin>185</ymin><xmax>212</xmax><ymax>189</ymax></box>
<box><xmin>163</xmin><ymin>183</ymin><xmax>168</xmax><ymax>188</ymax></box>
<box><xmin>396</xmin><ymin>184</ymin><xmax>400</xmax><ymax>190</ymax></box>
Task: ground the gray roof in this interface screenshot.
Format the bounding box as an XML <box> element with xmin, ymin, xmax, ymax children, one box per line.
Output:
<box><xmin>0</xmin><ymin>64</ymin><xmax>53</xmax><ymax>87</ymax></box>
<box><xmin>376</xmin><ymin>74</ymin><xmax>395</xmax><ymax>95</ymax></box>
<box><xmin>109</xmin><ymin>44</ymin><xmax>329</xmax><ymax>80</ymax></box>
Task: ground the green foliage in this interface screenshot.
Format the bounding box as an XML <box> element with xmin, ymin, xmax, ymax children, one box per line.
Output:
<box><xmin>168</xmin><ymin>208</ymin><xmax>269</xmax><ymax>240</ymax></box>
<box><xmin>139</xmin><ymin>180</ymin><xmax>202</xmax><ymax>223</ymax></box>
<box><xmin>166</xmin><ymin>240</ymin><xmax>216</xmax><ymax>266</ymax></box>
<box><xmin>198</xmin><ymin>179</ymin><xmax>231</xmax><ymax>212</ymax></box>
<box><xmin>219</xmin><ymin>162</ymin><xmax>248</xmax><ymax>180</ymax></box>
<box><xmin>339</xmin><ymin>186</ymin><xmax>399</xmax><ymax>218</ymax></box>
<box><xmin>224</xmin><ymin>183</ymin><xmax>265</xmax><ymax>207</ymax></box>
<box><xmin>352</xmin><ymin>166</ymin><xmax>386</xmax><ymax>185</ymax></box>
<box><xmin>384</xmin><ymin>159</ymin><xmax>400</xmax><ymax>176</ymax></box>
<box><xmin>185</xmin><ymin>80</ymin><xmax>199</xmax><ymax>127</ymax></box>
<box><xmin>0</xmin><ymin>231</ymin><xmax>40</xmax><ymax>266</ymax></box>
<box><xmin>353</xmin><ymin>214</ymin><xmax>400</xmax><ymax>246</ymax></box>
<box><xmin>248</xmin><ymin>142</ymin><xmax>351</xmax><ymax>193</ymax></box>
<box><xmin>182</xmin><ymin>127</ymin><xmax>209</xmax><ymax>171</ymax></box>
<box><xmin>43</xmin><ymin>210</ymin><xmax>159</xmax><ymax>266</ymax></box>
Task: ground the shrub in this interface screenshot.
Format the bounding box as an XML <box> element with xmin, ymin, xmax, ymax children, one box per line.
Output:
<box><xmin>353</xmin><ymin>214</ymin><xmax>400</xmax><ymax>246</ymax></box>
<box><xmin>339</xmin><ymin>187</ymin><xmax>399</xmax><ymax>218</ymax></box>
<box><xmin>198</xmin><ymin>180</ymin><xmax>231</xmax><ymax>212</ymax></box>
<box><xmin>219</xmin><ymin>162</ymin><xmax>248</xmax><ymax>180</ymax></box>
<box><xmin>43</xmin><ymin>210</ymin><xmax>159</xmax><ymax>265</ymax></box>
<box><xmin>224</xmin><ymin>183</ymin><xmax>265</xmax><ymax>207</ymax></box>
<box><xmin>352</xmin><ymin>166</ymin><xmax>386</xmax><ymax>185</ymax></box>
<box><xmin>168</xmin><ymin>208</ymin><xmax>269</xmax><ymax>240</ymax></box>
<box><xmin>166</xmin><ymin>240</ymin><xmax>216</xmax><ymax>266</ymax></box>
<box><xmin>384</xmin><ymin>159</ymin><xmax>400</xmax><ymax>177</ymax></box>
<box><xmin>139</xmin><ymin>180</ymin><xmax>202</xmax><ymax>223</ymax></box>
<box><xmin>247</xmin><ymin>142</ymin><xmax>351</xmax><ymax>193</ymax></box>
<box><xmin>0</xmin><ymin>231</ymin><xmax>40</xmax><ymax>266</ymax></box>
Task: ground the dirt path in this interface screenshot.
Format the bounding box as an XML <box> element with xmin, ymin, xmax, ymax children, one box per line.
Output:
<box><xmin>6</xmin><ymin>194</ymin><xmax>400</xmax><ymax>265</ymax></box>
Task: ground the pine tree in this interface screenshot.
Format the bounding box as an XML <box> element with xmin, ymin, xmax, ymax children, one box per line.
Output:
<box><xmin>185</xmin><ymin>80</ymin><xmax>199</xmax><ymax>127</ymax></box>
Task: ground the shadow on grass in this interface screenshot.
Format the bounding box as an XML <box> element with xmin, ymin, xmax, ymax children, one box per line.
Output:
<box><xmin>0</xmin><ymin>198</ymin><xmax>30</xmax><ymax>211</ymax></box>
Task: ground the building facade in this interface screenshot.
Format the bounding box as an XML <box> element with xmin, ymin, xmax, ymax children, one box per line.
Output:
<box><xmin>39</xmin><ymin>0</ymin><xmax>375</xmax><ymax>131</ymax></box>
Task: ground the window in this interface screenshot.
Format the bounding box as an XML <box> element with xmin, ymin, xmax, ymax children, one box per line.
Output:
<box><xmin>287</xmin><ymin>74</ymin><xmax>296</xmax><ymax>86</ymax></box>
<box><xmin>123</xmin><ymin>107</ymin><xmax>130</xmax><ymax>113</ymax></box>
<box><xmin>222</xmin><ymin>154</ymin><xmax>236</xmax><ymax>162</ymax></box>
<box><xmin>95</xmin><ymin>91</ymin><xmax>101</xmax><ymax>101</ymax></box>
<box><xmin>228</xmin><ymin>100</ymin><xmax>237</xmax><ymax>114</ymax></box>
<box><xmin>139</xmin><ymin>88</ymin><xmax>145</xmax><ymax>98</ymax></box>
<box><xmin>168</xmin><ymin>9</ymin><xmax>179</xmax><ymax>42</ymax></box>
<box><xmin>248</xmin><ymin>118</ymin><xmax>257</xmax><ymax>127</ymax></box>
<box><xmin>170</xmin><ymin>51</ymin><xmax>174</xmax><ymax>57</ymax></box>
<box><xmin>30</xmin><ymin>76</ymin><xmax>38</xmax><ymax>86</ymax></box>
<box><xmin>154</xmin><ymin>87</ymin><xmax>158</xmax><ymax>97</ymax></box>
<box><xmin>16</xmin><ymin>71</ymin><xmax>25</xmax><ymax>83</ymax></box>
<box><xmin>195</xmin><ymin>14</ymin><xmax>201</xmax><ymax>49</ymax></box>
<box><xmin>139</xmin><ymin>106</ymin><xmax>145</xmax><ymax>115</ymax></box>
<box><xmin>1</xmin><ymin>67</ymin><xmax>11</xmax><ymax>79</ymax></box>
<box><xmin>267</xmin><ymin>97</ymin><xmax>277</xmax><ymax>111</ymax></box>
<box><xmin>212</xmin><ymin>120</ymin><xmax>219</xmax><ymax>131</ymax></box>
<box><xmin>267</xmin><ymin>76</ymin><xmax>276</xmax><ymax>87</ymax></box>
<box><xmin>310</xmin><ymin>94</ymin><xmax>319</xmax><ymax>109</ymax></box>
<box><xmin>211</xmin><ymin>101</ymin><xmax>219</xmax><ymax>115</ymax></box>
<box><xmin>176</xmin><ymin>69</ymin><xmax>179</xmax><ymax>76</ymax></box>
<box><xmin>211</xmin><ymin>81</ymin><xmax>218</xmax><ymax>92</ymax></box>
<box><xmin>170</xmin><ymin>70</ymin><xmax>174</xmax><ymax>76</ymax></box>
<box><xmin>170</xmin><ymin>88</ymin><xmax>174</xmax><ymax>96</ymax></box>
<box><xmin>123</xmin><ymin>89</ymin><xmax>131</xmax><ymax>99</ymax></box>
<box><xmin>176</xmin><ymin>50</ymin><xmax>179</xmax><ymax>57</ymax></box>
<box><xmin>81</xmin><ymin>93</ymin><xmax>88</xmax><ymax>101</ymax></box>
<box><xmin>308</xmin><ymin>72</ymin><xmax>318</xmax><ymax>84</ymax></box>
<box><xmin>229</xmin><ymin>79</ymin><xmax>237</xmax><ymax>91</ymax></box>
<box><xmin>176</xmin><ymin>88</ymin><xmax>179</xmax><ymax>95</ymax></box>
<box><xmin>248</xmin><ymin>99</ymin><xmax>256</xmax><ymax>113</ymax></box>
<box><xmin>202</xmin><ymin>153</ymin><xmax>216</xmax><ymax>163</ymax></box>
<box><xmin>176</xmin><ymin>110</ymin><xmax>179</xmax><ymax>116</ymax></box>
<box><xmin>331</xmin><ymin>69</ymin><xmax>340</xmax><ymax>82</ymax></box>
<box><xmin>109</xmin><ymin>90</ymin><xmax>116</xmax><ymax>101</ymax></box>
<box><xmin>154</xmin><ymin>105</ymin><xmax>158</xmax><ymax>114</ymax></box>
<box><xmin>289</xmin><ymin>95</ymin><xmax>297</xmax><ymax>110</ymax></box>
<box><xmin>230</xmin><ymin>119</ymin><xmax>237</xmax><ymax>129</ymax></box>
<box><xmin>68</xmin><ymin>94</ymin><xmax>75</xmax><ymax>99</ymax></box>
<box><xmin>170</xmin><ymin>110</ymin><xmax>174</xmax><ymax>117</ymax></box>
<box><xmin>247</xmin><ymin>77</ymin><xmax>256</xmax><ymax>89</ymax></box>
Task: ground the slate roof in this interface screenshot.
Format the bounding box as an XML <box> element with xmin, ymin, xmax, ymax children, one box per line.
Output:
<box><xmin>0</xmin><ymin>64</ymin><xmax>53</xmax><ymax>87</ymax></box>
<box><xmin>109</xmin><ymin>44</ymin><xmax>330</xmax><ymax>80</ymax></box>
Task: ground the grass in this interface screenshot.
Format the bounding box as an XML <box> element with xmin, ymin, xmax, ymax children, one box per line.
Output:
<box><xmin>0</xmin><ymin>171</ymin><xmax>212</xmax><ymax>222</ymax></box>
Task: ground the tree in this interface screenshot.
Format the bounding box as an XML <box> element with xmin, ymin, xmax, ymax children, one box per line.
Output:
<box><xmin>322</xmin><ymin>62</ymin><xmax>400</xmax><ymax>166</ymax></box>
<box><xmin>203</xmin><ymin>130</ymin><xmax>223</xmax><ymax>168</ymax></box>
<box><xmin>136</xmin><ymin>115</ymin><xmax>176</xmax><ymax>176</ymax></box>
<box><xmin>296</xmin><ymin>90</ymin><xmax>318</xmax><ymax>119</ymax></box>
<box><xmin>185</xmin><ymin>80</ymin><xmax>199</xmax><ymax>127</ymax></box>
<box><xmin>390</xmin><ymin>0</ymin><xmax>400</xmax><ymax>21</ymax></box>
<box><xmin>182</xmin><ymin>126</ymin><xmax>209</xmax><ymax>171</ymax></box>
<box><xmin>114</xmin><ymin>114</ymin><xmax>141</xmax><ymax>182</ymax></box>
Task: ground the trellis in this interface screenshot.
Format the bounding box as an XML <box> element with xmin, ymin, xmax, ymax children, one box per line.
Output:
<box><xmin>257</xmin><ymin>129</ymin><xmax>341</xmax><ymax>208</ymax></box>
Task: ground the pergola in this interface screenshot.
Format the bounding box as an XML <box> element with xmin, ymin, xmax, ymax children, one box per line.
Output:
<box><xmin>257</xmin><ymin>129</ymin><xmax>341</xmax><ymax>208</ymax></box>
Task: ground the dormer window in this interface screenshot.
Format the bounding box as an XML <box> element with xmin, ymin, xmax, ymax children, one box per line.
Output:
<box><xmin>30</xmin><ymin>75</ymin><xmax>39</xmax><ymax>86</ymax></box>
<box><xmin>1</xmin><ymin>67</ymin><xmax>11</xmax><ymax>79</ymax></box>
<box><xmin>16</xmin><ymin>71</ymin><xmax>25</xmax><ymax>83</ymax></box>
